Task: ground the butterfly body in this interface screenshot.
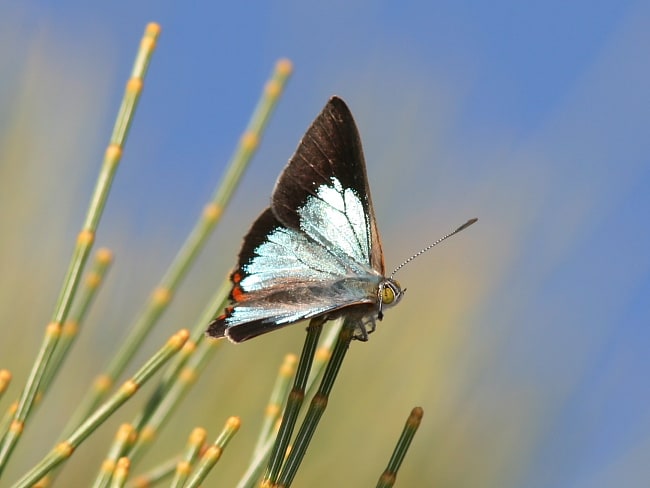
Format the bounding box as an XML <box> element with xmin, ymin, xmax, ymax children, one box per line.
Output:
<box><xmin>207</xmin><ymin>96</ymin><xmax>403</xmax><ymax>343</ymax></box>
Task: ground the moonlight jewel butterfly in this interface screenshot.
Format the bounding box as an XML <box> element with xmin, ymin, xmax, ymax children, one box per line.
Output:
<box><xmin>206</xmin><ymin>96</ymin><xmax>476</xmax><ymax>343</ymax></box>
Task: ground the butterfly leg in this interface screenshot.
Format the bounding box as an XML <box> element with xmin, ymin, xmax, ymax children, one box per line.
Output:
<box><xmin>351</xmin><ymin>316</ymin><xmax>377</xmax><ymax>341</ymax></box>
<box><xmin>354</xmin><ymin>326</ymin><xmax>369</xmax><ymax>342</ymax></box>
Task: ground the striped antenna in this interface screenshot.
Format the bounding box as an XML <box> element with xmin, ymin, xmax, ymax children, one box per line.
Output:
<box><xmin>390</xmin><ymin>218</ymin><xmax>478</xmax><ymax>278</ymax></box>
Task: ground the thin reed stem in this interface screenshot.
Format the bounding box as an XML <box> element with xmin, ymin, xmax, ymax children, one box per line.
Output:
<box><xmin>275</xmin><ymin>322</ymin><xmax>354</xmax><ymax>487</ymax></box>
<box><xmin>130</xmin><ymin>279</ymin><xmax>230</xmax><ymax>435</ymax></box>
<box><xmin>108</xmin><ymin>457</ymin><xmax>130</xmax><ymax>488</ymax></box>
<box><xmin>65</xmin><ymin>58</ymin><xmax>293</xmax><ymax>435</ymax></box>
<box><xmin>169</xmin><ymin>427</ymin><xmax>207</xmax><ymax>488</ymax></box>
<box><xmin>127</xmin><ymin>337</ymin><xmax>219</xmax><ymax>464</ymax></box>
<box><xmin>0</xmin><ymin>23</ymin><xmax>160</xmax><ymax>475</ymax></box>
<box><xmin>253</xmin><ymin>354</ymin><xmax>298</xmax><ymax>458</ymax></box>
<box><xmin>0</xmin><ymin>403</ymin><xmax>16</xmax><ymax>449</ymax></box>
<box><xmin>41</xmin><ymin>248</ymin><xmax>114</xmax><ymax>396</ymax></box>
<box><xmin>183</xmin><ymin>417</ymin><xmax>240</xmax><ymax>488</ymax></box>
<box><xmin>236</xmin><ymin>423</ymin><xmax>279</xmax><ymax>488</ymax></box>
<box><xmin>107</xmin><ymin>58</ymin><xmax>292</xmax><ymax>373</ymax></box>
<box><xmin>125</xmin><ymin>457</ymin><xmax>179</xmax><ymax>488</ymax></box>
<box><xmin>376</xmin><ymin>407</ymin><xmax>424</xmax><ymax>488</ymax></box>
<box><xmin>124</xmin><ymin>279</ymin><xmax>230</xmax><ymax>463</ymax></box>
<box><xmin>91</xmin><ymin>424</ymin><xmax>136</xmax><ymax>488</ymax></box>
<box><xmin>238</xmin><ymin>320</ymin><xmax>343</xmax><ymax>488</ymax></box>
<box><xmin>264</xmin><ymin>318</ymin><xmax>324</xmax><ymax>484</ymax></box>
<box><xmin>0</xmin><ymin>370</ymin><xmax>11</xmax><ymax>403</ymax></box>
<box><xmin>11</xmin><ymin>330</ymin><xmax>188</xmax><ymax>488</ymax></box>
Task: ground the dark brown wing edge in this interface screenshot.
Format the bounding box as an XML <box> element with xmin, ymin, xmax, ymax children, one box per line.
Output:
<box><xmin>205</xmin><ymin>208</ymin><xmax>281</xmax><ymax>341</ymax></box>
<box><xmin>206</xmin><ymin>311</ymin><xmax>291</xmax><ymax>343</ymax></box>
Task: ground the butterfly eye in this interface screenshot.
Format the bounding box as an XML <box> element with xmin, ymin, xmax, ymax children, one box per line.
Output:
<box><xmin>381</xmin><ymin>285</ymin><xmax>396</xmax><ymax>305</ymax></box>
<box><xmin>381</xmin><ymin>279</ymin><xmax>402</xmax><ymax>307</ymax></box>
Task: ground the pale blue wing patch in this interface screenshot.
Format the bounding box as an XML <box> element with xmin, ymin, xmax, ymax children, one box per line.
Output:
<box><xmin>240</xmin><ymin>226</ymin><xmax>360</xmax><ymax>293</ymax></box>
<box><xmin>298</xmin><ymin>177</ymin><xmax>371</xmax><ymax>269</ymax></box>
<box><xmin>240</xmin><ymin>176</ymin><xmax>378</xmax><ymax>295</ymax></box>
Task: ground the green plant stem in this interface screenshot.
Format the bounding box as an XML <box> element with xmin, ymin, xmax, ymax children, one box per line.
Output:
<box><xmin>43</xmin><ymin>251</ymin><xmax>115</xmax><ymax>485</ymax></box>
<box><xmin>41</xmin><ymin>248</ymin><xmax>114</xmax><ymax>396</ymax></box>
<box><xmin>130</xmin><ymin>279</ymin><xmax>230</xmax><ymax>435</ymax></box>
<box><xmin>275</xmin><ymin>322</ymin><xmax>354</xmax><ymax>487</ymax></box>
<box><xmin>0</xmin><ymin>372</ymin><xmax>12</xmax><ymax>445</ymax></box>
<box><xmin>264</xmin><ymin>319</ymin><xmax>324</xmax><ymax>484</ymax></box>
<box><xmin>0</xmin><ymin>370</ymin><xmax>10</xmax><ymax>404</ymax></box>
<box><xmin>108</xmin><ymin>58</ymin><xmax>292</xmax><ymax>374</ymax></box>
<box><xmin>253</xmin><ymin>353</ymin><xmax>298</xmax><ymax>458</ymax></box>
<box><xmin>11</xmin><ymin>329</ymin><xmax>188</xmax><ymax>488</ymax></box>
<box><xmin>0</xmin><ymin>404</ymin><xmax>16</xmax><ymax>449</ymax></box>
<box><xmin>305</xmin><ymin>319</ymin><xmax>344</xmax><ymax>392</ymax></box>
<box><xmin>64</xmin><ymin>58</ymin><xmax>293</xmax><ymax>437</ymax></box>
<box><xmin>376</xmin><ymin>407</ymin><xmax>424</xmax><ymax>488</ymax></box>
<box><xmin>125</xmin><ymin>457</ymin><xmax>179</xmax><ymax>488</ymax></box>
<box><xmin>108</xmin><ymin>457</ymin><xmax>130</xmax><ymax>488</ymax></box>
<box><xmin>0</xmin><ymin>23</ymin><xmax>160</xmax><ymax>476</ymax></box>
<box><xmin>184</xmin><ymin>417</ymin><xmax>240</xmax><ymax>488</ymax></box>
<box><xmin>169</xmin><ymin>427</ymin><xmax>207</xmax><ymax>488</ymax></box>
<box><xmin>127</xmin><ymin>336</ymin><xmax>220</xmax><ymax>464</ymax></box>
<box><xmin>91</xmin><ymin>424</ymin><xmax>136</xmax><ymax>488</ymax></box>
<box><xmin>238</xmin><ymin>320</ymin><xmax>343</xmax><ymax>488</ymax></box>
<box><xmin>237</xmin><ymin>425</ymin><xmax>277</xmax><ymax>488</ymax></box>
<box><xmin>124</xmin><ymin>279</ymin><xmax>230</xmax><ymax>463</ymax></box>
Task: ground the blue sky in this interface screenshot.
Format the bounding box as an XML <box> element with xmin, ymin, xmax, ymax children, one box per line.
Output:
<box><xmin>1</xmin><ymin>1</ymin><xmax>649</xmax><ymax>486</ymax></box>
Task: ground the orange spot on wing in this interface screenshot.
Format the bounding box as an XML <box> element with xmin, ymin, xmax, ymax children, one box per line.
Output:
<box><xmin>231</xmin><ymin>271</ymin><xmax>243</xmax><ymax>283</ymax></box>
<box><xmin>231</xmin><ymin>285</ymin><xmax>245</xmax><ymax>302</ymax></box>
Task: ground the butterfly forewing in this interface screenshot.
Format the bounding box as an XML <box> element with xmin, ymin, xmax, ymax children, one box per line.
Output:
<box><xmin>272</xmin><ymin>97</ymin><xmax>385</xmax><ymax>273</ymax></box>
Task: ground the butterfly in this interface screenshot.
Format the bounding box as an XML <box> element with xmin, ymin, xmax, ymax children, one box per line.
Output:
<box><xmin>206</xmin><ymin>96</ymin><xmax>476</xmax><ymax>343</ymax></box>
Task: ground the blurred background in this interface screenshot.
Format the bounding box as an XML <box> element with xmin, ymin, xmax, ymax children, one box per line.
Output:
<box><xmin>1</xmin><ymin>1</ymin><xmax>649</xmax><ymax>486</ymax></box>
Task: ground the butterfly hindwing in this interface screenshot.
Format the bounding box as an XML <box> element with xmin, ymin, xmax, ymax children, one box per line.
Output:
<box><xmin>212</xmin><ymin>281</ymin><xmax>379</xmax><ymax>343</ymax></box>
<box><xmin>206</xmin><ymin>207</ymin><xmax>381</xmax><ymax>342</ymax></box>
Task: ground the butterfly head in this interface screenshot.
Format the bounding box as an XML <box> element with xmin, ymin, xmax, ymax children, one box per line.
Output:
<box><xmin>377</xmin><ymin>278</ymin><xmax>404</xmax><ymax>320</ymax></box>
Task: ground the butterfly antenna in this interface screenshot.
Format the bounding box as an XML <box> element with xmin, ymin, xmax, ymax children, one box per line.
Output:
<box><xmin>390</xmin><ymin>218</ymin><xmax>478</xmax><ymax>278</ymax></box>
